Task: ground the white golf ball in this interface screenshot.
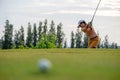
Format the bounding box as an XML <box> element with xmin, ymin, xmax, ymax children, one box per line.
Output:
<box><xmin>38</xmin><ymin>58</ymin><xmax>52</xmax><ymax>72</ymax></box>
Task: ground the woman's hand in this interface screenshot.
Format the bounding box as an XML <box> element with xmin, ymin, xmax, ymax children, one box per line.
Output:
<box><xmin>88</xmin><ymin>22</ymin><xmax>92</xmax><ymax>27</ymax></box>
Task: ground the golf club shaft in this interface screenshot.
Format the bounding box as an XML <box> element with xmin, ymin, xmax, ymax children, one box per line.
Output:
<box><xmin>90</xmin><ymin>0</ymin><xmax>101</xmax><ymax>24</ymax></box>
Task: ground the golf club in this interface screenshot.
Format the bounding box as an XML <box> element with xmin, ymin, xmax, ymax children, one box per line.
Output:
<box><xmin>89</xmin><ymin>0</ymin><xmax>102</xmax><ymax>26</ymax></box>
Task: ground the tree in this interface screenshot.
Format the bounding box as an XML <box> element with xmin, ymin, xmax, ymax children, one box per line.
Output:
<box><xmin>83</xmin><ymin>34</ymin><xmax>88</xmax><ymax>48</ymax></box>
<box><xmin>75</xmin><ymin>29</ymin><xmax>82</xmax><ymax>48</ymax></box>
<box><xmin>64</xmin><ymin>39</ymin><xmax>67</xmax><ymax>48</ymax></box>
<box><xmin>71</xmin><ymin>31</ymin><xmax>75</xmax><ymax>48</ymax></box>
<box><xmin>43</xmin><ymin>19</ymin><xmax>47</xmax><ymax>35</ymax></box>
<box><xmin>114</xmin><ymin>43</ymin><xmax>118</xmax><ymax>49</ymax></box>
<box><xmin>13</xmin><ymin>26</ymin><xmax>24</xmax><ymax>49</ymax></box>
<box><xmin>38</xmin><ymin>21</ymin><xmax>42</xmax><ymax>41</ymax></box>
<box><xmin>14</xmin><ymin>30</ymin><xmax>20</xmax><ymax>48</ymax></box>
<box><xmin>47</xmin><ymin>33</ymin><xmax>56</xmax><ymax>48</ymax></box>
<box><xmin>37</xmin><ymin>33</ymin><xmax>56</xmax><ymax>49</ymax></box>
<box><xmin>0</xmin><ymin>37</ymin><xmax>3</xmax><ymax>49</ymax></box>
<box><xmin>19</xmin><ymin>26</ymin><xmax>25</xmax><ymax>48</ymax></box>
<box><xmin>47</xmin><ymin>20</ymin><xmax>56</xmax><ymax>46</ymax></box>
<box><xmin>49</xmin><ymin>20</ymin><xmax>55</xmax><ymax>35</ymax></box>
<box><xmin>37</xmin><ymin>20</ymin><xmax>57</xmax><ymax>49</ymax></box>
<box><xmin>26</xmin><ymin>22</ymin><xmax>32</xmax><ymax>48</ymax></box>
<box><xmin>56</xmin><ymin>23</ymin><xmax>64</xmax><ymax>48</ymax></box>
<box><xmin>104</xmin><ymin>35</ymin><xmax>109</xmax><ymax>48</ymax></box>
<box><xmin>111</xmin><ymin>42</ymin><xmax>115</xmax><ymax>48</ymax></box>
<box><xmin>111</xmin><ymin>42</ymin><xmax>118</xmax><ymax>49</ymax></box>
<box><xmin>37</xmin><ymin>33</ymin><xmax>47</xmax><ymax>48</ymax></box>
<box><xmin>32</xmin><ymin>23</ymin><xmax>37</xmax><ymax>47</ymax></box>
<box><xmin>2</xmin><ymin>20</ymin><xmax>13</xmax><ymax>49</ymax></box>
<box><xmin>101</xmin><ymin>40</ymin><xmax>104</xmax><ymax>48</ymax></box>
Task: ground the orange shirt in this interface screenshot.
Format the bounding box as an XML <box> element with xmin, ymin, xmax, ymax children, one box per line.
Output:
<box><xmin>81</xmin><ymin>25</ymin><xmax>97</xmax><ymax>39</ymax></box>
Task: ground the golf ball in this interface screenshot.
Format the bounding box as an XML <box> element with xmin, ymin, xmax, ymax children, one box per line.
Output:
<box><xmin>38</xmin><ymin>58</ymin><xmax>52</xmax><ymax>72</ymax></box>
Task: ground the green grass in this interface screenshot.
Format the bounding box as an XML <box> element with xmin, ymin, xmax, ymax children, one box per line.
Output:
<box><xmin>0</xmin><ymin>49</ymin><xmax>120</xmax><ymax>80</ymax></box>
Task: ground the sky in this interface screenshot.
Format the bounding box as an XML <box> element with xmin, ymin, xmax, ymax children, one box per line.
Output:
<box><xmin>0</xmin><ymin>0</ymin><xmax>120</xmax><ymax>46</ymax></box>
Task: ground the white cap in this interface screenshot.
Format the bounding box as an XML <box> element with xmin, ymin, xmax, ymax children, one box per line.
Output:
<box><xmin>78</xmin><ymin>20</ymin><xmax>85</xmax><ymax>25</ymax></box>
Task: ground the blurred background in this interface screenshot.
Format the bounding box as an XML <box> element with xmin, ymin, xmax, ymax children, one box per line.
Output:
<box><xmin>0</xmin><ymin>0</ymin><xmax>120</xmax><ymax>47</ymax></box>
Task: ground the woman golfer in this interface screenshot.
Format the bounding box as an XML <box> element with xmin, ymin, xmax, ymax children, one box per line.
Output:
<box><xmin>77</xmin><ymin>20</ymin><xmax>99</xmax><ymax>48</ymax></box>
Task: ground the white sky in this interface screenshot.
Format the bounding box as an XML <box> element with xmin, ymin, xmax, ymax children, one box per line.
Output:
<box><xmin>0</xmin><ymin>0</ymin><xmax>120</xmax><ymax>46</ymax></box>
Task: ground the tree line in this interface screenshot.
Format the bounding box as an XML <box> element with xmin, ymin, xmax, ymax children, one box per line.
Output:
<box><xmin>0</xmin><ymin>20</ymin><xmax>118</xmax><ymax>49</ymax></box>
<box><xmin>0</xmin><ymin>20</ymin><xmax>64</xmax><ymax>49</ymax></box>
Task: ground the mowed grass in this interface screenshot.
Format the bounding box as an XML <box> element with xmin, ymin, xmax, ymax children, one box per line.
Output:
<box><xmin>0</xmin><ymin>49</ymin><xmax>120</xmax><ymax>80</ymax></box>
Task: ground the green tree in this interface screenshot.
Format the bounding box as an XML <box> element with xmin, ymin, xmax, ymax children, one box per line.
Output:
<box><xmin>26</xmin><ymin>22</ymin><xmax>32</xmax><ymax>48</ymax></box>
<box><xmin>111</xmin><ymin>42</ymin><xmax>118</xmax><ymax>49</ymax></box>
<box><xmin>104</xmin><ymin>35</ymin><xmax>109</xmax><ymax>48</ymax></box>
<box><xmin>83</xmin><ymin>34</ymin><xmax>88</xmax><ymax>48</ymax></box>
<box><xmin>38</xmin><ymin>21</ymin><xmax>42</xmax><ymax>41</ymax></box>
<box><xmin>47</xmin><ymin>20</ymin><xmax>56</xmax><ymax>47</ymax></box>
<box><xmin>2</xmin><ymin>20</ymin><xmax>13</xmax><ymax>49</ymax></box>
<box><xmin>49</xmin><ymin>20</ymin><xmax>55</xmax><ymax>35</ymax></box>
<box><xmin>64</xmin><ymin>39</ymin><xmax>67</xmax><ymax>48</ymax></box>
<box><xmin>114</xmin><ymin>43</ymin><xmax>118</xmax><ymax>49</ymax></box>
<box><xmin>37</xmin><ymin>20</ymin><xmax>57</xmax><ymax>49</ymax></box>
<box><xmin>47</xmin><ymin>34</ymin><xmax>56</xmax><ymax>48</ymax></box>
<box><xmin>37</xmin><ymin>33</ymin><xmax>56</xmax><ymax>49</ymax></box>
<box><xmin>19</xmin><ymin>26</ymin><xmax>25</xmax><ymax>48</ymax></box>
<box><xmin>0</xmin><ymin>37</ymin><xmax>3</xmax><ymax>49</ymax></box>
<box><xmin>43</xmin><ymin>19</ymin><xmax>47</xmax><ymax>35</ymax></box>
<box><xmin>101</xmin><ymin>41</ymin><xmax>104</xmax><ymax>48</ymax></box>
<box><xmin>75</xmin><ymin>29</ymin><xmax>82</xmax><ymax>48</ymax></box>
<box><xmin>71</xmin><ymin>31</ymin><xmax>75</xmax><ymax>48</ymax></box>
<box><xmin>37</xmin><ymin>33</ymin><xmax>47</xmax><ymax>48</ymax></box>
<box><xmin>14</xmin><ymin>30</ymin><xmax>20</xmax><ymax>48</ymax></box>
<box><xmin>56</xmin><ymin>23</ymin><xmax>64</xmax><ymax>48</ymax></box>
<box><xmin>32</xmin><ymin>23</ymin><xmax>37</xmax><ymax>47</ymax></box>
<box><xmin>111</xmin><ymin>42</ymin><xmax>115</xmax><ymax>48</ymax></box>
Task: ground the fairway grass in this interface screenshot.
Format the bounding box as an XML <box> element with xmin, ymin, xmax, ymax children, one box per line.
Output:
<box><xmin>0</xmin><ymin>49</ymin><xmax>120</xmax><ymax>80</ymax></box>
